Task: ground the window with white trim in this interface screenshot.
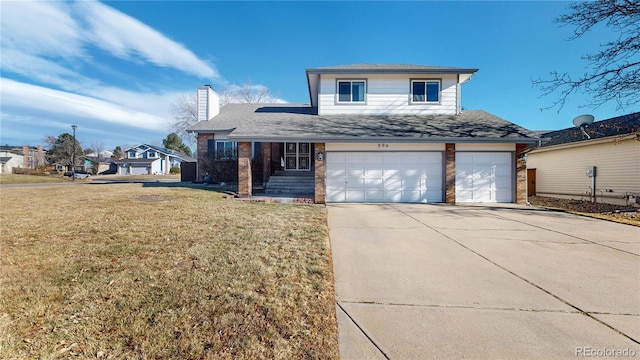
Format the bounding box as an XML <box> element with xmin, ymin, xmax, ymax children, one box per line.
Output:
<box><xmin>337</xmin><ymin>80</ymin><xmax>366</xmax><ymax>103</ymax></box>
<box><xmin>127</xmin><ymin>150</ymin><xmax>137</xmax><ymax>159</ymax></box>
<box><xmin>148</xmin><ymin>151</ymin><xmax>156</xmax><ymax>158</ymax></box>
<box><xmin>411</xmin><ymin>80</ymin><xmax>440</xmax><ymax>103</ymax></box>
<box><xmin>216</xmin><ymin>141</ymin><xmax>237</xmax><ymax>159</ymax></box>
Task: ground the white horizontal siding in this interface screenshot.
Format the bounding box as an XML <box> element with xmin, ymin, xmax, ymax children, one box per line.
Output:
<box><xmin>318</xmin><ymin>74</ymin><xmax>458</xmax><ymax>115</ymax></box>
<box><xmin>527</xmin><ymin>138</ymin><xmax>640</xmax><ymax>205</ymax></box>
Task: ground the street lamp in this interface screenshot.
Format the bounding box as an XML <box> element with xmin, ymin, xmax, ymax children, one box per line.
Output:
<box><xmin>71</xmin><ymin>125</ymin><xmax>77</xmax><ymax>181</ymax></box>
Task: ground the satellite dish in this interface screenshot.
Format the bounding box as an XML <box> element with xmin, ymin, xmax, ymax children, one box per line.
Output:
<box><xmin>572</xmin><ymin>114</ymin><xmax>595</xmax><ymax>128</ymax></box>
<box><xmin>572</xmin><ymin>114</ymin><xmax>594</xmax><ymax>139</ymax></box>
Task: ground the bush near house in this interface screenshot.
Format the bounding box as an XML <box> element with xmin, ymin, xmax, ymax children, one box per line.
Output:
<box><xmin>0</xmin><ymin>184</ymin><xmax>339</xmax><ymax>359</ymax></box>
<box><xmin>169</xmin><ymin>166</ymin><xmax>181</xmax><ymax>174</ymax></box>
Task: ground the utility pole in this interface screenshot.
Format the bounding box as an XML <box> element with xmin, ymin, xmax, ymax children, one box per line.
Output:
<box><xmin>72</xmin><ymin>124</ymin><xmax>77</xmax><ymax>181</ymax></box>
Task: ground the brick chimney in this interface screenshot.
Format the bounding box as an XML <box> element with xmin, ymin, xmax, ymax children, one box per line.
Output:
<box><xmin>197</xmin><ymin>85</ymin><xmax>220</xmax><ymax>122</ymax></box>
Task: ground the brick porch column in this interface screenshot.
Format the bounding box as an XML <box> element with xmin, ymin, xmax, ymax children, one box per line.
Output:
<box><xmin>238</xmin><ymin>142</ymin><xmax>252</xmax><ymax>198</ymax></box>
<box><xmin>314</xmin><ymin>143</ymin><xmax>326</xmax><ymax>204</ymax></box>
<box><xmin>515</xmin><ymin>143</ymin><xmax>527</xmax><ymax>204</ymax></box>
<box><xmin>262</xmin><ymin>142</ymin><xmax>272</xmax><ymax>184</ymax></box>
<box><xmin>445</xmin><ymin>143</ymin><xmax>456</xmax><ymax>204</ymax></box>
<box><xmin>196</xmin><ymin>134</ymin><xmax>214</xmax><ymax>180</ymax></box>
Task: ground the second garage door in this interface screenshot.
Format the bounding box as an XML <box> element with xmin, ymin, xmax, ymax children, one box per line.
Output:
<box><xmin>326</xmin><ymin>152</ymin><xmax>443</xmax><ymax>203</ymax></box>
<box><xmin>455</xmin><ymin>152</ymin><xmax>513</xmax><ymax>202</ymax></box>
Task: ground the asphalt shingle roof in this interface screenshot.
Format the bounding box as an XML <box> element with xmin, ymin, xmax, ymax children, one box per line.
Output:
<box><xmin>188</xmin><ymin>104</ymin><xmax>537</xmax><ymax>143</ymax></box>
<box><xmin>538</xmin><ymin>112</ymin><xmax>640</xmax><ymax>147</ymax></box>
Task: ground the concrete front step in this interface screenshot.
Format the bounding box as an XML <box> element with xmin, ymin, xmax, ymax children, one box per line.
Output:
<box><xmin>266</xmin><ymin>171</ymin><xmax>315</xmax><ymax>193</ymax></box>
<box><xmin>267</xmin><ymin>178</ymin><xmax>315</xmax><ymax>184</ymax></box>
<box><xmin>273</xmin><ymin>171</ymin><xmax>314</xmax><ymax>177</ymax></box>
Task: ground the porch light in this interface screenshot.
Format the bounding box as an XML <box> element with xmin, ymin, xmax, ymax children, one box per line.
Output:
<box><xmin>316</xmin><ymin>151</ymin><xmax>324</xmax><ymax>161</ymax></box>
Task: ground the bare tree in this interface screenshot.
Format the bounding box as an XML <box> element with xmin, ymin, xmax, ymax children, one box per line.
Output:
<box><xmin>170</xmin><ymin>81</ymin><xmax>280</xmax><ymax>144</ymax></box>
<box><xmin>171</xmin><ymin>92</ymin><xmax>198</xmax><ymax>144</ymax></box>
<box><xmin>533</xmin><ymin>0</ymin><xmax>640</xmax><ymax>111</ymax></box>
<box><xmin>88</xmin><ymin>141</ymin><xmax>105</xmax><ymax>174</ymax></box>
<box><xmin>220</xmin><ymin>80</ymin><xmax>279</xmax><ymax>105</ymax></box>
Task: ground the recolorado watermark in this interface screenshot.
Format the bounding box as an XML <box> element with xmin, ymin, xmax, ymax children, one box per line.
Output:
<box><xmin>575</xmin><ymin>347</ymin><xmax>637</xmax><ymax>358</ymax></box>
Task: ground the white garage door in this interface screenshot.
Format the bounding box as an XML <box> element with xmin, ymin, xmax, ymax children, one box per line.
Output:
<box><xmin>326</xmin><ymin>152</ymin><xmax>443</xmax><ymax>203</ymax></box>
<box><xmin>455</xmin><ymin>152</ymin><xmax>512</xmax><ymax>203</ymax></box>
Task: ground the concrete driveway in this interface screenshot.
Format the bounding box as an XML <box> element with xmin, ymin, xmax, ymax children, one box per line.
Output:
<box><xmin>328</xmin><ymin>204</ymin><xmax>640</xmax><ymax>359</ymax></box>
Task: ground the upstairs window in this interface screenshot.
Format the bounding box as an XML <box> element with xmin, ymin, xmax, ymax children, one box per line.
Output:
<box><xmin>337</xmin><ymin>80</ymin><xmax>366</xmax><ymax>103</ymax></box>
<box><xmin>411</xmin><ymin>80</ymin><xmax>440</xmax><ymax>103</ymax></box>
<box><xmin>148</xmin><ymin>151</ymin><xmax>156</xmax><ymax>158</ymax></box>
<box><xmin>128</xmin><ymin>150</ymin><xmax>137</xmax><ymax>159</ymax></box>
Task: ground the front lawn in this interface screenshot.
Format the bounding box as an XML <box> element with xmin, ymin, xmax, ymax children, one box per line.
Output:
<box><xmin>0</xmin><ymin>184</ymin><xmax>338</xmax><ymax>359</ymax></box>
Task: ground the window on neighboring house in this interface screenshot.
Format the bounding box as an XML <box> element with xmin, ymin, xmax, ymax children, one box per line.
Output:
<box><xmin>411</xmin><ymin>80</ymin><xmax>440</xmax><ymax>103</ymax></box>
<box><xmin>337</xmin><ymin>80</ymin><xmax>366</xmax><ymax>103</ymax></box>
<box><xmin>128</xmin><ymin>150</ymin><xmax>137</xmax><ymax>158</ymax></box>
<box><xmin>216</xmin><ymin>141</ymin><xmax>237</xmax><ymax>159</ymax></box>
<box><xmin>148</xmin><ymin>151</ymin><xmax>156</xmax><ymax>158</ymax></box>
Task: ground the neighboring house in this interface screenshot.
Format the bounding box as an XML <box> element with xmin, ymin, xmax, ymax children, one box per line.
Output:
<box><xmin>527</xmin><ymin>112</ymin><xmax>640</xmax><ymax>206</ymax></box>
<box><xmin>188</xmin><ymin>64</ymin><xmax>539</xmax><ymax>204</ymax></box>
<box><xmin>0</xmin><ymin>145</ymin><xmax>45</xmax><ymax>174</ymax></box>
<box><xmin>116</xmin><ymin>144</ymin><xmax>195</xmax><ymax>175</ymax></box>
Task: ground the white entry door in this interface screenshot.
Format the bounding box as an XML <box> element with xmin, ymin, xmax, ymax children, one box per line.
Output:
<box><xmin>326</xmin><ymin>152</ymin><xmax>443</xmax><ymax>203</ymax></box>
<box><xmin>455</xmin><ymin>152</ymin><xmax>513</xmax><ymax>202</ymax></box>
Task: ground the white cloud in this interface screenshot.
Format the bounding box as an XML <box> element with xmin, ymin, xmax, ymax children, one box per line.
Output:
<box><xmin>0</xmin><ymin>48</ymin><xmax>97</xmax><ymax>91</ymax></box>
<box><xmin>1</xmin><ymin>0</ymin><xmax>216</xmax><ymax>80</ymax></box>
<box><xmin>0</xmin><ymin>1</ymin><xmax>84</xmax><ymax>59</ymax></box>
<box><xmin>1</xmin><ymin>78</ymin><xmax>170</xmax><ymax>131</ymax></box>
<box><xmin>72</xmin><ymin>0</ymin><xmax>216</xmax><ymax>79</ymax></box>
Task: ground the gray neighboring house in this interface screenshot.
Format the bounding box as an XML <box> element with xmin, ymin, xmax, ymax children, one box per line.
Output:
<box><xmin>188</xmin><ymin>64</ymin><xmax>539</xmax><ymax>204</ymax></box>
<box><xmin>527</xmin><ymin>112</ymin><xmax>640</xmax><ymax>206</ymax></box>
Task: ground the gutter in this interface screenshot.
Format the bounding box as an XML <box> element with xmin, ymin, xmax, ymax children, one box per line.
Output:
<box><xmin>227</xmin><ymin>135</ymin><xmax>540</xmax><ymax>144</ymax></box>
<box><xmin>305</xmin><ymin>68</ymin><xmax>479</xmax><ymax>75</ymax></box>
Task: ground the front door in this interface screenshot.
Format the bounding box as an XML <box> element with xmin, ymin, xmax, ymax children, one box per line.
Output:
<box><xmin>284</xmin><ymin>142</ymin><xmax>311</xmax><ymax>170</ymax></box>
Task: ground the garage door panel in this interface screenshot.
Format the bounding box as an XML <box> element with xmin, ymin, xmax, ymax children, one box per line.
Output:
<box><xmin>326</xmin><ymin>178</ymin><xmax>346</xmax><ymax>188</ymax></box>
<box><xmin>327</xmin><ymin>151</ymin><xmax>443</xmax><ymax>203</ymax></box>
<box><xmin>365</xmin><ymin>168</ymin><xmax>383</xmax><ymax>178</ymax></box>
<box><xmin>364</xmin><ymin>178</ymin><xmax>383</xmax><ymax>188</ymax></box>
<box><xmin>346</xmin><ymin>154</ymin><xmax>365</xmax><ymax>163</ymax></box>
<box><xmin>365</xmin><ymin>190</ymin><xmax>384</xmax><ymax>202</ymax></box>
<box><xmin>455</xmin><ymin>152</ymin><xmax>513</xmax><ymax>203</ymax></box>
<box><xmin>365</xmin><ymin>154</ymin><xmax>383</xmax><ymax>164</ymax></box>
<box><xmin>385</xmin><ymin>178</ymin><xmax>403</xmax><ymax>190</ymax></box>
<box><xmin>402</xmin><ymin>154</ymin><xmax>421</xmax><ymax>164</ymax></box>
<box><xmin>347</xmin><ymin>178</ymin><xmax>364</xmax><ymax>189</ymax></box>
<box><xmin>326</xmin><ymin>168</ymin><xmax>346</xmax><ymax>178</ymax></box>
<box><xmin>383</xmin><ymin>153</ymin><xmax>402</xmax><ymax>163</ymax></box>
<box><xmin>384</xmin><ymin>168</ymin><xmax>401</xmax><ymax>178</ymax></box>
<box><xmin>426</xmin><ymin>177</ymin><xmax>443</xmax><ymax>188</ymax></box>
<box><xmin>346</xmin><ymin>190</ymin><xmax>365</xmax><ymax>202</ymax></box>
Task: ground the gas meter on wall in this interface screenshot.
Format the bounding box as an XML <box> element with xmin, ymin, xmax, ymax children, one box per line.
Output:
<box><xmin>586</xmin><ymin>166</ymin><xmax>596</xmax><ymax>177</ymax></box>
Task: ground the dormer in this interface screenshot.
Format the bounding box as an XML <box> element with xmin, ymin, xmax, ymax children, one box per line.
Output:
<box><xmin>306</xmin><ymin>64</ymin><xmax>478</xmax><ymax>116</ymax></box>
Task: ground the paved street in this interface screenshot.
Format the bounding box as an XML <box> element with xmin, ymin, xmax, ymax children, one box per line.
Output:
<box><xmin>328</xmin><ymin>204</ymin><xmax>640</xmax><ymax>359</ymax></box>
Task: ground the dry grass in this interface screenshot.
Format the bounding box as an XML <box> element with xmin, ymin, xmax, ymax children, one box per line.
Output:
<box><xmin>0</xmin><ymin>174</ymin><xmax>68</xmax><ymax>184</ymax></box>
<box><xmin>0</xmin><ymin>184</ymin><xmax>338</xmax><ymax>359</ymax></box>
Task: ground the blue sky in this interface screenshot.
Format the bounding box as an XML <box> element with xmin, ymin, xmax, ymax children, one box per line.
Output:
<box><xmin>1</xmin><ymin>1</ymin><xmax>635</xmax><ymax>151</ymax></box>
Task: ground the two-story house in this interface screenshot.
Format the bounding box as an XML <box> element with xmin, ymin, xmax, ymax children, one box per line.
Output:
<box><xmin>188</xmin><ymin>64</ymin><xmax>538</xmax><ymax>204</ymax></box>
<box><xmin>117</xmin><ymin>144</ymin><xmax>195</xmax><ymax>175</ymax></box>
